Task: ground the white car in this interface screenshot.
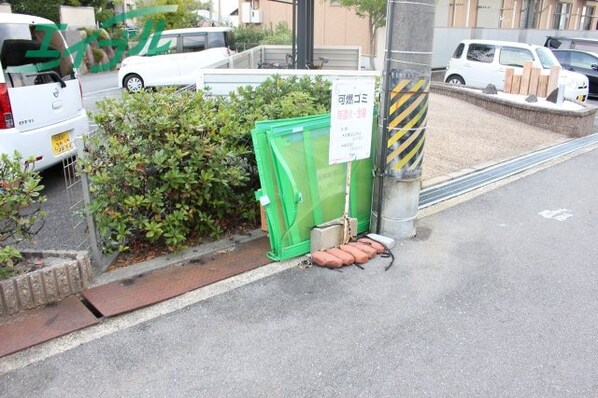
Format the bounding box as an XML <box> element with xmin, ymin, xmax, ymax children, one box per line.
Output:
<box><xmin>0</xmin><ymin>13</ymin><xmax>89</xmax><ymax>170</ymax></box>
<box><xmin>118</xmin><ymin>27</ymin><xmax>234</xmax><ymax>92</ymax></box>
<box><xmin>444</xmin><ymin>39</ymin><xmax>589</xmax><ymax>102</ymax></box>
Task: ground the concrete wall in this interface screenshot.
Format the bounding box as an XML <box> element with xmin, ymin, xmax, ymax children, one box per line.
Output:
<box><xmin>60</xmin><ymin>5</ymin><xmax>95</xmax><ymax>28</ymax></box>
<box><xmin>0</xmin><ymin>3</ymin><xmax>11</xmax><ymax>13</ymax></box>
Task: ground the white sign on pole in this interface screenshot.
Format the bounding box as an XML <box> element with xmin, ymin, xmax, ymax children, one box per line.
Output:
<box><xmin>329</xmin><ymin>78</ymin><xmax>376</xmax><ymax>165</ymax></box>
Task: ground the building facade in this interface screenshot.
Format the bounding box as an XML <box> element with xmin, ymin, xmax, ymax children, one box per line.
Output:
<box><xmin>241</xmin><ymin>0</ymin><xmax>598</xmax><ymax>58</ymax></box>
<box><xmin>439</xmin><ymin>0</ymin><xmax>598</xmax><ymax>30</ymax></box>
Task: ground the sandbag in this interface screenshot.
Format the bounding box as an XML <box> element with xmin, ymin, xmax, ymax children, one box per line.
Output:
<box><xmin>311</xmin><ymin>250</ymin><xmax>343</xmax><ymax>268</ymax></box>
<box><xmin>348</xmin><ymin>242</ymin><xmax>377</xmax><ymax>259</ymax></box>
<box><xmin>326</xmin><ymin>247</ymin><xmax>355</xmax><ymax>266</ymax></box>
<box><xmin>339</xmin><ymin>244</ymin><xmax>369</xmax><ymax>264</ymax></box>
<box><xmin>357</xmin><ymin>238</ymin><xmax>385</xmax><ymax>254</ymax></box>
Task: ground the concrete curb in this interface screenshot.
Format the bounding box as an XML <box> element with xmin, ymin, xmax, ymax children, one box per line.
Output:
<box><xmin>91</xmin><ymin>229</ymin><xmax>268</xmax><ymax>287</ymax></box>
<box><xmin>421</xmin><ymin>137</ymin><xmax>572</xmax><ymax>189</ymax></box>
<box><xmin>0</xmin><ymin>251</ymin><xmax>92</xmax><ymax>318</ymax></box>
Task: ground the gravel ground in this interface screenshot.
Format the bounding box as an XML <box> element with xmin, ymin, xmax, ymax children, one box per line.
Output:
<box><xmin>423</xmin><ymin>93</ymin><xmax>570</xmax><ymax>180</ymax></box>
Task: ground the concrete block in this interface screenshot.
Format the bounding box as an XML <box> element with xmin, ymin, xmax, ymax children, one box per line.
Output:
<box><xmin>447</xmin><ymin>168</ymin><xmax>476</xmax><ymax>180</ymax></box>
<box><xmin>472</xmin><ymin>161</ymin><xmax>499</xmax><ymax>171</ymax></box>
<box><xmin>55</xmin><ymin>265</ymin><xmax>72</xmax><ymax>298</ymax></box>
<box><xmin>1</xmin><ymin>280</ymin><xmax>19</xmax><ymax>315</ymax></box>
<box><xmin>421</xmin><ymin>175</ymin><xmax>451</xmax><ymax>189</ymax></box>
<box><xmin>1</xmin><ymin>251</ymin><xmax>94</xmax><ymax>318</ymax></box>
<box><xmin>67</xmin><ymin>261</ymin><xmax>82</xmax><ymax>292</ymax></box>
<box><xmin>310</xmin><ymin>217</ymin><xmax>357</xmax><ymax>253</ymax></box>
<box><xmin>41</xmin><ymin>268</ymin><xmax>59</xmax><ymax>303</ymax></box>
<box><xmin>29</xmin><ymin>272</ymin><xmax>46</xmax><ymax>308</ymax></box>
<box><xmin>79</xmin><ymin>257</ymin><xmax>93</xmax><ymax>288</ymax></box>
<box><xmin>15</xmin><ymin>275</ymin><xmax>35</xmax><ymax>310</ymax></box>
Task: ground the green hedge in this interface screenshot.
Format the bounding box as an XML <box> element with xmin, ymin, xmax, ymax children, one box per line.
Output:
<box><xmin>86</xmin><ymin>76</ymin><xmax>332</xmax><ymax>252</ymax></box>
<box><xmin>0</xmin><ymin>153</ymin><xmax>46</xmax><ymax>278</ymax></box>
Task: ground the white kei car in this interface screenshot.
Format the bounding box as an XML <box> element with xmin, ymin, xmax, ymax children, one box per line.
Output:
<box><xmin>0</xmin><ymin>13</ymin><xmax>89</xmax><ymax>170</ymax></box>
<box><xmin>444</xmin><ymin>39</ymin><xmax>589</xmax><ymax>102</ymax></box>
<box><xmin>118</xmin><ymin>27</ymin><xmax>234</xmax><ymax>92</ymax></box>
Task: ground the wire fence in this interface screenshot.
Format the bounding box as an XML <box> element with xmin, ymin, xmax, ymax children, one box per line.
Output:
<box><xmin>60</xmin><ymin>128</ymin><xmax>117</xmax><ymax>272</ymax></box>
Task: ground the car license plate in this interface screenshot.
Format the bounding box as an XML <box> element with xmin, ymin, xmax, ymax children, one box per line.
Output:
<box><xmin>51</xmin><ymin>132</ymin><xmax>73</xmax><ymax>155</ymax></box>
<box><xmin>577</xmin><ymin>95</ymin><xmax>586</xmax><ymax>102</ymax></box>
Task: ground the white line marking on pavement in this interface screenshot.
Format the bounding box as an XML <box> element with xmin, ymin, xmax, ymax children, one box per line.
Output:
<box><xmin>83</xmin><ymin>87</ymin><xmax>121</xmax><ymax>98</ymax></box>
<box><xmin>538</xmin><ymin>209</ymin><xmax>573</xmax><ymax>221</ymax></box>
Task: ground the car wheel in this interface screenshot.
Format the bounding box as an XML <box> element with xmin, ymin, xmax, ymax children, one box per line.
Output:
<box><xmin>445</xmin><ymin>75</ymin><xmax>465</xmax><ymax>85</ymax></box>
<box><xmin>124</xmin><ymin>74</ymin><xmax>144</xmax><ymax>93</ymax></box>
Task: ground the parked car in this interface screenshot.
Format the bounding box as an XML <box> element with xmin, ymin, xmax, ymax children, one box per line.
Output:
<box><xmin>0</xmin><ymin>13</ymin><xmax>89</xmax><ymax>170</ymax></box>
<box><xmin>551</xmin><ymin>49</ymin><xmax>598</xmax><ymax>97</ymax></box>
<box><xmin>444</xmin><ymin>39</ymin><xmax>589</xmax><ymax>102</ymax></box>
<box><xmin>544</xmin><ymin>36</ymin><xmax>598</xmax><ymax>53</ymax></box>
<box><xmin>118</xmin><ymin>27</ymin><xmax>235</xmax><ymax>92</ymax></box>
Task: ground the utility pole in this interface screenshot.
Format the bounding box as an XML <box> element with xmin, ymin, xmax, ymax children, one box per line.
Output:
<box><xmin>371</xmin><ymin>0</ymin><xmax>436</xmax><ymax>239</ymax></box>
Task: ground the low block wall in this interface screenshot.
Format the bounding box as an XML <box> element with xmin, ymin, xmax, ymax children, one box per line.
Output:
<box><xmin>0</xmin><ymin>251</ymin><xmax>92</xmax><ymax>318</ymax></box>
<box><xmin>431</xmin><ymin>82</ymin><xmax>597</xmax><ymax>138</ymax></box>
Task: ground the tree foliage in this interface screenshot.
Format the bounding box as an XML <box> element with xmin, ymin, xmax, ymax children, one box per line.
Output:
<box><xmin>0</xmin><ymin>153</ymin><xmax>46</xmax><ymax>278</ymax></box>
<box><xmin>135</xmin><ymin>0</ymin><xmax>201</xmax><ymax>30</ymax></box>
<box><xmin>339</xmin><ymin>0</ymin><xmax>387</xmax><ymax>30</ymax></box>
<box><xmin>9</xmin><ymin>0</ymin><xmax>112</xmax><ymax>24</ymax></box>
<box><xmin>338</xmin><ymin>0</ymin><xmax>387</xmax><ymax>65</ymax></box>
<box><xmin>9</xmin><ymin>0</ymin><xmax>63</xmax><ymax>22</ymax></box>
<box><xmin>233</xmin><ymin>22</ymin><xmax>293</xmax><ymax>51</ymax></box>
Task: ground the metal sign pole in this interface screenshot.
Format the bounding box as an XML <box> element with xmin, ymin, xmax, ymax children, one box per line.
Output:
<box><xmin>343</xmin><ymin>160</ymin><xmax>352</xmax><ymax>244</ymax></box>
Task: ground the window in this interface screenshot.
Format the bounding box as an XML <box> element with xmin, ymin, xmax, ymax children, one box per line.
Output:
<box><xmin>580</xmin><ymin>6</ymin><xmax>596</xmax><ymax>30</ymax></box>
<box><xmin>207</xmin><ymin>32</ymin><xmax>226</xmax><ymax>48</ymax></box>
<box><xmin>0</xmin><ymin>23</ymin><xmax>75</xmax><ymax>88</ymax></box>
<box><xmin>553</xmin><ymin>2</ymin><xmax>571</xmax><ymax>30</ymax></box>
<box><xmin>182</xmin><ymin>34</ymin><xmax>206</xmax><ymax>53</ymax></box>
<box><xmin>570</xmin><ymin>52</ymin><xmax>598</xmax><ymax>69</ymax></box>
<box><xmin>466</xmin><ymin>44</ymin><xmax>495</xmax><ymax>63</ymax></box>
<box><xmin>553</xmin><ymin>51</ymin><xmax>570</xmax><ymax>65</ymax></box>
<box><xmin>499</xmin><ymin>47</ymin><xmax>533</xmax><ymax>67</ymax></box>
<box><xmin>145</xmin><ymin>36</ymin><xmax>177</xmax><ymax>56</ymax></box>
<box><xmin>535</xmin><ymin>47</ymin><xmax>560</xmax><ymax>68</ymax></box>
<box><xmin>452</xmin><ymin>43</ymin><xmax>465</xmax><ymax>59</ymax></box>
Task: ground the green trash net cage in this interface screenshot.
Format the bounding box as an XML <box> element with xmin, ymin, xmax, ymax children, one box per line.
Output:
<box><xmin>252</xmin><ymin>112</ymin><xmax>378</xmax><ymax>261</ymax></box>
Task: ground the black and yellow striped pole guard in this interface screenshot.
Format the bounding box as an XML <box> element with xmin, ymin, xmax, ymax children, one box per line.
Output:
<box><xmin>385</xmin><ymin>70</ymin><xmax>429</xmax><ymax>180</ymax></box>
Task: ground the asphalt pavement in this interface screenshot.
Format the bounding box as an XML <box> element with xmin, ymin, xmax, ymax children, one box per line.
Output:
<box><xmin>2</xmin><ymin>145</ymin><xmax>597</xmax><ymax>396</ymax></box>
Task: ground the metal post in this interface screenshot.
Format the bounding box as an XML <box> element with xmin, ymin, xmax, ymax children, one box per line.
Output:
<box><xmin>292</xmin><ymin>0</ymin><xmax>297</xmax><ymax>68</ymax></box>
<box><xmin>296</xmin><ymin>0</ymin><xmax>315</xmax><ymax>69</ymax></box>
<box><xmin>307</xmin><ymin>0</ymin><xmax>314</xmax><ymax>66</ymax></box>
<box><xmin>371</xmin><ymin>0</ymin><xmax>436</xmax><ymax>239</ymax></box>
<box><xmin>297</xmin><ymin>0</ymin><xmax>307</xmax><ymax>69</ymax></box>
<box><xmin>75</xmin><ymin>137</ymin><xmax>103</xmax><ymax>270</ymax></box>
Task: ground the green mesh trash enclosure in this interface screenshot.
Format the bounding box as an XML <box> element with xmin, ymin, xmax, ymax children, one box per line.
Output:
<box><xmin>252</xmin><ymin>112</ymin><xmax>377</xmax><ymax>261</ymax></box>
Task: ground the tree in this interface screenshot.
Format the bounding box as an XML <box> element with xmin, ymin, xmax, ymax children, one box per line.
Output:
<box><xmin>338</xmin><ymin>0</ymin><xmax>387</xmax><ymax>69</ymax></box>
<box><xmin>135</xmin><ymin>0</ymin><xmax>201</xmax><ymax>30</ymax></box>
<box><xmin>9</xmin><ymin>0</ymin><xmax>112</xmax><ymax>24</ymax></box>
<box><xmin>9</xmin><ymin>0</ymin><xmax>63</xmax><ymax>22</ymax></box>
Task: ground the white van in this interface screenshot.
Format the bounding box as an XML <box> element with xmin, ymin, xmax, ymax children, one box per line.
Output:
<box><xmin>0</xmin><ymin>13</ymin><xmax>88</xmax><ymax>170</ymax></box>
<box><xmin>444</xmin><ymin>40</ymin><xmax>589</xmax><ymax>102</ymax></box>
<box><xmin>118</xmin><ymin>27</ymin><xmax>234</xmax><ymax>92</ymax></box>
